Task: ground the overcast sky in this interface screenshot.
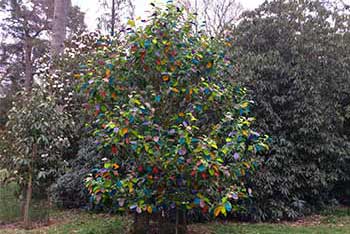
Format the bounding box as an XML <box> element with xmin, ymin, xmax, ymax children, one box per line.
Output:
<box><xmin>71</xmin><ymin>0</ymin><xmax>266</xmax><ymax>31</ymax></box>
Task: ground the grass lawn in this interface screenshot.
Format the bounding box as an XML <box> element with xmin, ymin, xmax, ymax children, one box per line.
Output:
<box><xmin>0</xmin><ymin>207</ymin><xmax>348</xmax><ymax>234</ymax></box>
<box><xmin>0</xmin><ymin>182</ymin><xmax>21</xmax><ymax>223</ymax></box>
<box><xmin>0</xmin><ymin>210</ymin><xmax>125</xmax><ymax>234</ymax></box>
<box><xmin>193</xmin><ymin>207</ymin><xmax>350</xmax><ymax>234</ymax></box>
<box><xmin>0</xmin><ymin>183</ymin><xmax>49</xmax><ymax>224</ymax></box>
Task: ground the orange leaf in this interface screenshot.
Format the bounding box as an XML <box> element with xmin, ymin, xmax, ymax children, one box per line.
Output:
<box><xmin>162</xmin><ymin>75</ymin><xmax>169</xmax><ymax>81</ymax></box>
<box><xmin>206</xmin><ymin>62</ymin><xmax>213</xmax><ymax>69</ymax></box>
<box><xmin>171</xmin><ymin>87</ymin><xmax>179</xmax><ymax>93</ymax></box>
<box><xmin>214</xmin><ymin>206</ymin><xmax>222</xmax><ymax>217</ymax></box>
<box><xmin>122</xmin><ymin>128</ymin><xmax>128</xmax><ymax>135</ymax></box>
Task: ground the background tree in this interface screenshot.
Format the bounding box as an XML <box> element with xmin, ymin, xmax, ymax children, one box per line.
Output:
<box><xmin>0</xmin><ymin>0</ymin><xmax>86</xmax><ymax>131</ymax></box>
<box><xmin>232</xmin><ymin>0</ymin><xmax>350</xmax><ymax>221</ymax></box>
<box><xmin>178</xmin><ymin>0</ymin><xmax>243</xmax><ymax>36</ymax></box>
<box><xmin>51</xmin><ymin>0</ymin><xmax>70</xmax><ymax>56</ymax></box>
<box><xmin>0</xmin><ymin>0</ymin><xmax>52</xmax><ymax>91</ymax></box>
<box><xmin>0</xmin><ymin>0</ymin><xmax>86</xmax><ymax>91</ymax></box>
<box><xmin>97</xmin><ymin>0</ymin><xmax>135</xmax><ymax>36</ymax></box>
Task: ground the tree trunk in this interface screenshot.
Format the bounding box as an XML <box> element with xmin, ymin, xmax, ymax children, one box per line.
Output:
<box><xmin>175</xmin><ymin>208</ymin><xmax>187</xmax><ymax>234</ymax></box>
<box><xmin>23</xmin><ymin>144</ymin><xmax>37</xmax><ymax>229</ymax></box>
<box><xmin>24</xmin><ymin>37</ymin><xmax>33</xmax><ymax>91</ymax></box>
<box><xmin>51</xmin><ymin>0</ymin><xmax>70</xmax><ymax>57</ymax></box>
<box><xmin>111</xmin><ymin>0</ymin><xmax>116</xmax><ymax>36</ymax></box>
<box><xmin>133</xmin><ymin>213</ymin><xmax>150</xmax><ymax>234</ymax></box>
<box><xmin>23</xmin><ymin>171</ymin><xmax>33</xmax><ymax>229</ymax></box>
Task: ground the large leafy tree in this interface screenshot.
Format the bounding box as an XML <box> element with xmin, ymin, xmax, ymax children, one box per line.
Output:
<box><xmin>2</xmin><ymin>88</ymin><xmax>73</xmax><ymax>228</ymax></box>
<box><xmin>0</xmin><ymin>0</ymin><xmax>86</xmax><ymax>91</ymax></box>
<box><xmin>83</xmin><ymin>3</ymin><xmax>268</xmax><ymax>233</ymax></box>
<box><xmin>233</xmin><ymin>0</ymin><xmax>350</xmax><ymax>221</ymax></box>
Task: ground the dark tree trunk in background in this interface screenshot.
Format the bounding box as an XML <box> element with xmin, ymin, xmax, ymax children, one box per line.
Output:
<box><xmin>111</xmin><ymin>0</ymin><xmax>116</xmax><ymax>36</ymax></box>
<box><xmin>52</xmin><ymin>0</ymin><xmax>70</xmax><ymax>57</ymax></box>
<box><xmin>24</xmin><ymin>37</ymin><xmax>33</xmax><ymax>92</ymax></box>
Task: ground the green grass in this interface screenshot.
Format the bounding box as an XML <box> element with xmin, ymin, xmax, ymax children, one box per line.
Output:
<box><xmin>46</xmin><ymin>211</ymin><xmax>125</xmax><ymax>234</ymax></box>
<box><xmin>0</xmin><ymin>207</ymin><xmax>349</xmax><ymax>234</ymax></box>
<box><xmin>0</xmin><ymin>182</ymin><xmax>21</xmax><ymax>223</ymax></box>
<box><xmin>193</xmin><ymin>207</ymin><xmax>350</xmax><ymax>234</ymax></box>
<box><xmin>209</xmin><ymin>223</ymin><xmax>350</xmax><ymax>234</ymax></box>
<box><xmin>0</xmin><ymin>183</ymin><xmax>49</xmax><ymax>224</ymax></box>
<box><xmin>0</xmin><ymin>210</ymin><xmax>125</xmax><ymax>234</ymax></box>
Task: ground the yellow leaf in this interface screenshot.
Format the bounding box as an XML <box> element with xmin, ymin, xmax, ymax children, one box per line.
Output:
<box><xmin>221</xmin><ymin>206</ymin><xmax>227</xmax><ymax>216</ymax></box>
<box><xmin>241</xmin><ymin>102</ymin><xmax>249</xmax><ymax>108</ymax></box>
<box><xmin>128</xmin><ymin>182</ymin><xmax>134</xmax><ymax>193</ymax></box>
<box><xmin>210</xmin><ymin>141</ymin><xmax>218</xmax><ymax>149</ymax></box>
<box><xmin>127</xmin><ymin>19</ymin><xmax>135</xmax><ymax>27</ymax></box>
<box><xmin>242</xmin><ymin>130</ymin><xmax>248</xmax><ymax>137</ymax></box>
<box><xmin>134</xmin><ymin>99</ymin><xmax>141</xmax><ymax>105</ymax></box>
<box><xmin>147</xmin><ymin>206</ymin><xmax>152</xmax><ymax>214</ymax></box>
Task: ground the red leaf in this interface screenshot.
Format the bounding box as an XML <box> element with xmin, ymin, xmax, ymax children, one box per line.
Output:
<box><xmin>152</xmin><ymin>166</ymin><xmax>159</xmax><ymax>174</ymax></box>
<box><xmin>112</xmin><ymin>145</ymin><xmax>118</xmax><ymax>154</ymax></box>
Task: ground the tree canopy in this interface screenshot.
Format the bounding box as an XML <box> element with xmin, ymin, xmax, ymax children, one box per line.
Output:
<box><xmin>84</xmin><ymin>3</ymin><xmax>268</xmax><ymax>218</ymax></box>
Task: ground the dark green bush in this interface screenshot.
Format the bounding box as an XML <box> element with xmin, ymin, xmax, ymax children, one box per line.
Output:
<box><xmin>233</xmin><ymin>0</ymin><xmax>350</xmax><ymax>221</ymax></box>
<box><xmin>50</xmin><ymin>138</ymin><xmax>104</xmax><ymax>208</ymax></box>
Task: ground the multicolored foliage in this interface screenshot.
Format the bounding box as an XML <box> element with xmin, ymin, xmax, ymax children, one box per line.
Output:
<box><xmin>83</xmin><ymin>2</ymin><xmax>268</xmax><ymax>217</ymax></box>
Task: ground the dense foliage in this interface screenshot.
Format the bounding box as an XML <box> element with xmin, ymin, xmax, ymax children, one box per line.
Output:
<box><xmin>233</xmin><ymin>0</ymin><xmax>350</xmax><ymax>221</ymax></box>
<box><xmin>50</xmin><ymin>138</ymin><xmax>104</xmax><ymax>208</ymax></box>
<box><xmin>1</xmin><ymin>89</ymin><xmax>73</xmax><ymax>189</ymax></box>
<box><xmin>83</xmin><ymin>3</ymin><xmax>268</xmax><ymax>218</ymax></box>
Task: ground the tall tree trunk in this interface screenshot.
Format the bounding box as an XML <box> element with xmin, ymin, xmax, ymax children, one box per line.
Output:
<box><xmin>111</xmin><ymin>0</ymin><xmax>116</xmax><ymax>36</ymax></box>
<box><xmin>23</xmin><ymin>144</ymin><xmax>37</xmax><ymax>229</ymax></box>
<box><xmin>51</xmin><ymin>0</ymin><xmax>70</xmax><ymax>57</ymax></box>
<box><xmin>24</xmin><ymin>37</ymin><xmax>33</xmax><ymax>91</ymax></box>
<box><xmin>23</xmin><ymin>171</ymin><xmax>33</xmax><ymax>229</ymax></box>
